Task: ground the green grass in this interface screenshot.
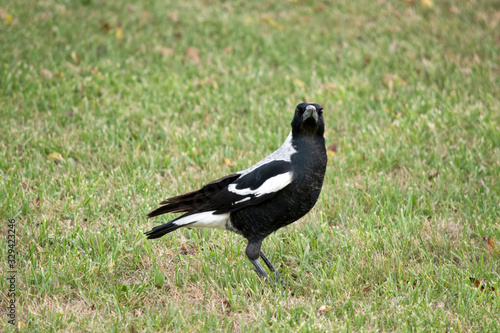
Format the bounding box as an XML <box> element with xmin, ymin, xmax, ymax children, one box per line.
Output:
<box><xmin>1</xmin><ymin>0</ymin><xmax>499</xmax><ymax>331</ymax></box>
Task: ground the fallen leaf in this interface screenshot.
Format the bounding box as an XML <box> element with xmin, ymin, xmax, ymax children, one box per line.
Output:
<box><xmin>185</xmin><ymin>48</ymin><xmax>200</xmax><ymax>65</ymax></box>
<box><xmin>469</xmin><ymin>277</ymin><xmax>496</xmax><ymax>292</ymax></box>
<box><xmin>223</xmin><ymin>158</ymin><xmax>234</xmax><ymax>167</ymax></box>
<box><xmin>363</xmin><ymin>56</ymin><xmax>371</xmax><ymax>63</ymax></box>
<box><xmin>99</xmin><ymin>21</ymin><xmax>111</xmax><ymax>32</ymax></box>
<box><xmin>71</xmin><ymin>51</ymin><xmax>81</xmax><ymax>64</ymax></box>
<box><xmin>317</xmin><ymin>305</ymin><xmax>332</xmax><ymax>314</ymax></box>
<box><xmin>362</xmin><ymin>285</ymin><xmax>371</xmax><ymax>293</ymax></box>
<box><xmin>420</xmin><ymin>0</ymin><xmax>433</xmax><ymax>8</ymax></box>
<box><xmin>382</xmin><ymin>74</ymin><xmax>394</xmax><ymax>91</ymax></box>
<box><xmin>4</xmin><ymin>13</ymin><xmax>13</xmax><ymax>25</ymax></box>
<box><xmin>42</xmin><ymin>69</ymin><xmax>54</xmax><ymax>80</ymax></box>
<box><xmin>427</xmin><ymin>169</ymin><xmax>439</xmax><ymax>180</ymax></box>
<box><xmin>262</xmin><ymin>15</ymin><xmax>283</xmax><ymax>29</ymax></box>
<box><xmin>115</xmin><ymin>22</ymin><xmax>124</xmax><ymax>40</ymax></box>
<box><xmin>482</xmin><ymin>237</ymin><xmax>497</xmax><ymax>252</ymax></box>
<box><xmin>327</xmin><ymin>143</ymin><xmax>337</xmax><ymax>153</ymax></box>
<box><xmin>48</xmin><ymin>152</ymin><xmax>65</xmax><ymax>163</ymax></box>
<box><xmin>449</xmin><ymin>6</ymin><xmax>460</xmax><ymax>14</ymax></box>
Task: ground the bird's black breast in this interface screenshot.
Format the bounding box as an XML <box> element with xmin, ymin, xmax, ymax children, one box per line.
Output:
<box><xmin>229</xmin><ymin>135</ymin><xmax>327</xmax><ymax>240</ymax></box>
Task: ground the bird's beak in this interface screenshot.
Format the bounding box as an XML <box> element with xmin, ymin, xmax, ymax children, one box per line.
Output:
<box><xmin>302</xmin><ymin>105</ymin><xmax>318</xmax><ymax>122</ymax></box>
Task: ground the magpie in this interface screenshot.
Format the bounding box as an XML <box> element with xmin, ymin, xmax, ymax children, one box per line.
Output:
<box><xmin>145</xmin><ymin>103</ymin><xmax>327</xmax><ymax>286</ymax></box>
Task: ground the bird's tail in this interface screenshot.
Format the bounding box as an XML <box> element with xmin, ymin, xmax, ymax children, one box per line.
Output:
<box><xmin>145</xmin><ymin>210</ymin><xmax>229</xmax><ymax>239</ymax></box>
<box><xmin>144</xmin><ymin>213</ymin><xmax>196</xmax><ymax>239</ymax></box>
<box><xmin>144</xmin><ymin>220</ymin><xmax>183</xmax><ymax>239</ymax></box>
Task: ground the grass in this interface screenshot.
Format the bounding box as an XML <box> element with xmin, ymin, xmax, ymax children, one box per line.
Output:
<box><xmin>1</xmin><ymin>0</ymin><xmax>499</xmax><ymax>331</ymax></box>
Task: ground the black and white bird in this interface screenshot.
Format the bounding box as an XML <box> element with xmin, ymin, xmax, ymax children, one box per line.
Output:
<box><xmin>145</xmin><ymin>103</ymin><xmax>327</xmax><ymax>286</ymax></box>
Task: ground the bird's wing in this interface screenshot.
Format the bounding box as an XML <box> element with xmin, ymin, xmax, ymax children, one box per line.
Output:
<box><xmin>147</xmin><ymin>160</ymin><xmax>294</xmax><ymax>218</ymax></box>
<box><xmin>147</xmin><ymin>173</ymin><xmax>240</xmax><ymax>218</ymax></box>
<box><xmin>213</xmin><ymin>159</ymin><xmax>294</xmax><ymax>214</ymax></box>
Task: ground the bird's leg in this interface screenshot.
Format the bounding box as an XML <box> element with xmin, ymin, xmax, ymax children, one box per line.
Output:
<box><xmin>260</xmin><ymin>251</ymin><xmax>287</xmax><ymax>286</ymax></box>
<box><xmin>246</xmin><ymin>240</ymin><xmax>276</xmax><ymax>287</ymax></box>
<box><xmin>249</xmin><ymin>258</ymin><xmax>277</xmax><ymax>288</ymax></box>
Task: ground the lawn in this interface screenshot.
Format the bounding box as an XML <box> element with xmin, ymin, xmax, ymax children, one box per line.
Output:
<box><xmin>1</xmin><ymin>0</ymin><xmax>499</xmax><ymax>331</ymax></box>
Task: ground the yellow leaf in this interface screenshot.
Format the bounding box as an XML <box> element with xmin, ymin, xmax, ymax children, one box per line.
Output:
<box><xmin>5</xmin><ymin>13</ymin><xmax>13</xmax><ymax>25</ymax></box>
<box><xmin>71</xmin><ymin>51</ymin><xmax>81</xmax><ymax>64</ymax></box>
<box><xmin>420</xmin><ymin>0</ymin><xmax>434</xmax><ymax>8</ymax></box>
<box><xmin>262</xmin><ymin>16</ymin><xmax>283</xmax><ymax>30</ymax></box>
<box><xmin>48</xmin><ymin>152</ymin><xmax>65</xmax><ymax>163</ymax></box>
<box><xmin>115</xmin><ymin>24</ymin><xmax>124</xmax><ymax>40</ymax></box>
<box><xmin>223</xmin><ymin>158</ymin><xmax>234</xmax><ymax>167</ymax></box>
<box><xmin>382</xmin><ymin>73</ymin><xmax>394</xmax><ymax>91</ymax></box>
<box><xmin>317</xmin><ymin>305</ymin><xmax>332</xmax><ymax>314</ymax></box>
<box><xmin>294</xmin><ymin>79</ymin><xmax>305</xmax><ymax>87</ymax></box>
<box><xmin>245</xmin><ymin>17</ymin><xmax>253</xmax><ymax>23</ymax></box>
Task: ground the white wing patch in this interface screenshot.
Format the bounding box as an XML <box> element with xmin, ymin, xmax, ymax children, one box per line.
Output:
<box><xmin>234</xmin><ymin>197</ymin><xmax>251</xmax><ymax>204</ymax></box>
<box><xmin>173</xmin><ymin>211</ymin><xmax>230</xmax><ymax>230</ymax></box>
<box><xmin>228</xmin><ymin>171</ymin><xmax>293</xmax><ymax>197</ymax></box>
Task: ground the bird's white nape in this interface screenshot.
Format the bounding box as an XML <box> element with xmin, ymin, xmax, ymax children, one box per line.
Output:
<box><xmin>239</xmin><ymin>132</ymin><xmax>296</xmax><ymax>176</ymax></box>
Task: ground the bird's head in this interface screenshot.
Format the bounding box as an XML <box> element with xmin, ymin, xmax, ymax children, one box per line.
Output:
<box><xmin>291</xmin><ymin>102</ymin><xmax>325</xmax><ymax>137</ymax></box>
